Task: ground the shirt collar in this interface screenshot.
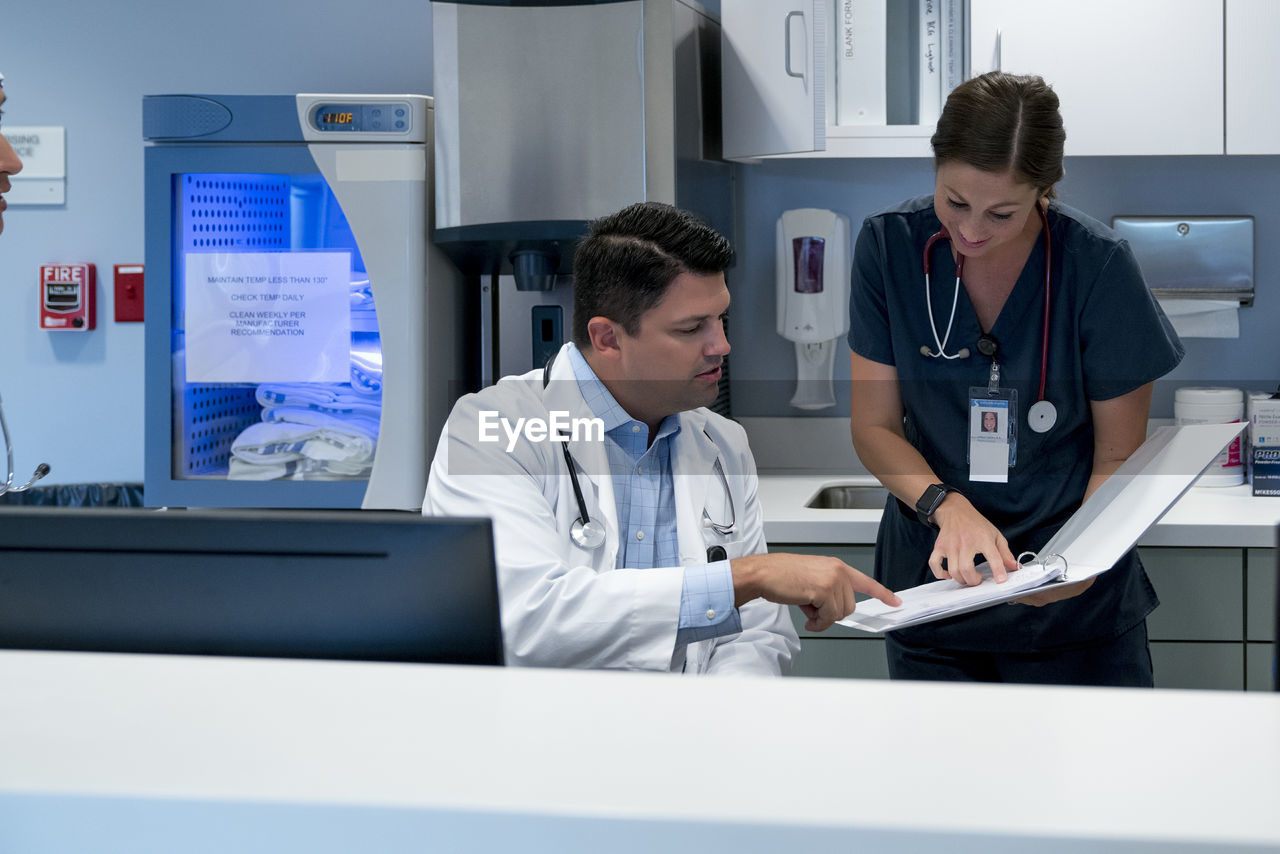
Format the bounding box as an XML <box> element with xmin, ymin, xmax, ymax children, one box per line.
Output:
<box><xmin>565</xmin><ymin>343</ymin><xmax>681</xmax><ymax>441</ymax></box>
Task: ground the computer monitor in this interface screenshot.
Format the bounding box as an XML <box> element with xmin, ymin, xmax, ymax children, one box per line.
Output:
<box><xmin>0</xmin><ymin>507</ymin><xmax>503</xmax><ymax>666</ymax></box>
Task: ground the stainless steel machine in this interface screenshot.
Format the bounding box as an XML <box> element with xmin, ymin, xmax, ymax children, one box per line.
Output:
<box><xmin>431</xmin><ymin>0</ymin><xmax>733</xmax><ymax>389</ymax></box>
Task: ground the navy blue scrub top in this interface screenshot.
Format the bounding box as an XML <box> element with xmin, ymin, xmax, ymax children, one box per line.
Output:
<box><xmin>849</xmin><ymin>196</ymin><xmax>1185</xmax><ymax>652</ymax></box>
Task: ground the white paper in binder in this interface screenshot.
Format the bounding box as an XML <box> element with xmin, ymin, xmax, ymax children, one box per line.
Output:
<box><xmin>839</xmin><ymin>422</ymin><xmax>1246</xmax><ymax>633</ymax></box>
<box><xmin>1156</xmin><ymin>298</ymin><xmax>1240</xmax><ymax>339</ymax></box>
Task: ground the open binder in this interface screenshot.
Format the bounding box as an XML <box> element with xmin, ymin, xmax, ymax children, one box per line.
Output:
<box><xmin>839</xmin><ymin>422</ymin><xmax>1247</xmax><ymax>633</ymax></box>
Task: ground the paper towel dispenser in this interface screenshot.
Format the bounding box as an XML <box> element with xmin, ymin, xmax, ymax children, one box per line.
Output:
<box><xmin>1111</xmin><ymin>216</ymin><xmax>1254</xmax><ymax>306</ymax></box>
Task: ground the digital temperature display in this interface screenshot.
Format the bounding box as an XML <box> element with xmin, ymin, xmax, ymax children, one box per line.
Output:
<box><xmin>312</xmin><ymin>102</ymin><xmax>411</xmax><ymax>134</ymax></box>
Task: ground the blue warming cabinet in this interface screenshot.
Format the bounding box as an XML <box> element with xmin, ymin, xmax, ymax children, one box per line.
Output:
<box><xmin>143</xmin><ymin>94</ymin><xmax>465</xmax><ymax>509</ymax></box>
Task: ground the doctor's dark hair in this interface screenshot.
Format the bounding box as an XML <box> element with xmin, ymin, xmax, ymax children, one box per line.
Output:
<box><xmin>931</xmin><ymin>71</ymin><xmax>1066</xmax><ymax>198</ymax></box>
<box><xmin>571</xmin><ymin>202</ymin><xmax>733</xmax><ymax>348</ymax></box>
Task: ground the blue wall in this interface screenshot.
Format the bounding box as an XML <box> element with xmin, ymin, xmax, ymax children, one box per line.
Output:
<box><xmin>0</xmin><ymin>0</ymin><xmax>432</xmax><ymax>486</ymax></box>
<box><xmin>1</xmin><ymin>0</ymin><xmax>1274</xmax><ymax>486</ymax></box>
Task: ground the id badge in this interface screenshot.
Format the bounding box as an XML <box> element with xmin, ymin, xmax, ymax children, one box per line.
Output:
<box><xmin>968</xmin><ymin>386</ymin><xmax>1018</xmax><ymax>483</ymax></box>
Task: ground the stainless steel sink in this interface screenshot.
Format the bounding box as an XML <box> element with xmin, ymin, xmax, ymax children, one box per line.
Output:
<box><xmin>805</xmin><ymin>484</ymin><xmax>890</xmax><ymax>510</ymax></box>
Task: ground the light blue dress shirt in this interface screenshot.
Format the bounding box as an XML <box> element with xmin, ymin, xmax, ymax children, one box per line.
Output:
<box><xmin>566</xmin><ymin>345</ymin><xmax>740</xmax><ymax>643</ymax></box>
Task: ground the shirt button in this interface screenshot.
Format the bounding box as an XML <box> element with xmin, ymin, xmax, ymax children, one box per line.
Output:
<box><xmin>636</xmin><ymin>466</ymin><xmax>643</xmax><ymax>474</ymax></box>
<box><xmin>636</xmin><ymin>530</ymin><xmax>645</xmax><ymax>541</ymax></box>
<box><xmin>705</xmin><ymin>609</ymin><xmax>716</xmax><ymax>621</ymax></box>
<box><xmin>631</xmin><ymin>424</ymin><xmax>641</xmax><ymax>433</ymax></box>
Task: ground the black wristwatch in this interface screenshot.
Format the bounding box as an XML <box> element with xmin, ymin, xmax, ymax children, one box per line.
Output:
<box><xmin>915</xmin><ymin>483</ymin><xmax>958</xmax><ymax>529</ymax></box>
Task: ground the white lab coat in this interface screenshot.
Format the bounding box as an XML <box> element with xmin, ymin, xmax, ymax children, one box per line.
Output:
<box><xmin>425</xmin><ymin>343</ymin><xmax>798</xmax><ymax>674</ymax></box>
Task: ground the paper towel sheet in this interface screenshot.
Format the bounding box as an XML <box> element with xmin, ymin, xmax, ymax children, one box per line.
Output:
<box><xmin>1157</xmin><ymin>298</ymin><xmax>1239</xmax><ymax>338</ymax></box>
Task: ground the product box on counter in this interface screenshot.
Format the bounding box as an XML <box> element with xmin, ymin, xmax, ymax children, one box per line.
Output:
<box><xmin>1248</xmin><ymin>392</ymin><xmax>1280</xmax><ymax>447</ymax></box>
<box><xmin>1252</xmin><ymin>448</ymin><xmax>1280</xmax><ymax>497</ymax></box>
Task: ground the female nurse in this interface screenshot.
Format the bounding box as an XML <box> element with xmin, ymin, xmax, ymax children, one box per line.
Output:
<box><xmin>848</xmin><ymin>72</ymin><xmax>1184</xmax><ymax>686</ymax></box>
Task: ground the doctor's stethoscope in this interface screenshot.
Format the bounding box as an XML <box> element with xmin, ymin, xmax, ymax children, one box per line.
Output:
<box><xmin>919</xmin><ymin>202</ymin><xmax>1058</xmax><ymax>434</ymax></box>
<box><xmin>542</xmin><ymin>354</ymin><xmax>736</xmax><ymax>554</ymax></box>
<box><xmin>0</xmin><ymin>391</ymin><xmax>51</xmax><ymax>496</ymax></box>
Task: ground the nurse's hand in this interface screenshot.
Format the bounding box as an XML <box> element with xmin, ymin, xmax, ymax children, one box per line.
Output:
<box><xmin>928</xmin><ymin>494</ymin><xmax>1018</xmax><ymax>587</ymax></box>
<box><xmin>1014</xmin><ymin>576</ymin><xmax>1097</xmax><ymax>606</ymax></box>
<box><xmin>730</xmin><ymin>553</ymin><xmax>902</xmax><ymax>632</ymax></box>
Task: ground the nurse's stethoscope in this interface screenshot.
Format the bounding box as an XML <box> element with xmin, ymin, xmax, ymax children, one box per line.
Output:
<box><xmin>919</xmin><ymin>203</ymin><xmax>1058</xmax><ymax>433</ymax></box>
<box><xmin>0</xmin><ymin>391</ymin><xmax>51</xmax><ymax>496</ymax></box>
<box><xmin>542</xmin><ymin>354</ymin><xmax>736</xmax><ymax>552</ymax></box>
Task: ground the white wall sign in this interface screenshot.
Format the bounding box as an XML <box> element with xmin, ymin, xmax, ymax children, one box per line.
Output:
<box><xmin>184</xmin><ymin>251</ymin><xmax>352</xmax><ymax>384</ymax></box>
<box><xmin>5</xmin><ymin>125</ymin><xmax>66</xmax><ymax>205</ymax></box>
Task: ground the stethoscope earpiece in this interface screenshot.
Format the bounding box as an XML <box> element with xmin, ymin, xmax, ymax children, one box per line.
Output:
<box><xmin>920</xmin><ymin>344</ymin><xmax>971</xmax><ymax>359</ymax></box>
<box><xmin>0</xmin><ymin>393</ymin><xmax>52</xmax><ymax>497</ymax></box>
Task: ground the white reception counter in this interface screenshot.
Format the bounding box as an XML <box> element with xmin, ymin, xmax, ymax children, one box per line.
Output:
<box><xmin>1</xmin><ymin>650</ymin><xmax>1278</xmax><ymax>852</ymax></box>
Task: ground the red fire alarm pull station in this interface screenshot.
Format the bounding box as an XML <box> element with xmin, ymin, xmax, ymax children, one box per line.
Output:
<box><xmin>39</xmin><ymin>263</ymin><xmax>97</xmax><ymax>331</ymax></box>
<box><xmin>114</xmin><ymin>264</ymin><xmax>145</xmax><ymax>323</ymax></box>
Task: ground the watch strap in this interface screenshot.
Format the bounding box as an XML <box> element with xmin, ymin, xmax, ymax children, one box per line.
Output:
<box><xmin>915</xmin><ymin>483</ymin><xmax>958</xmax><ymax>529</ymax></box>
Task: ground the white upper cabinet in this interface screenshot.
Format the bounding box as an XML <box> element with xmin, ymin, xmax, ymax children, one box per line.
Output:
<box><xmin>968</xmin><ymin>0</ymin><xmax>1224</xmax><ymax>156</ymax></box>
<box><xmin>724</xmin><ymin>0</ymin><xmax>1245</xmax><ymax>158</ymax></box>
<box><xmin>1226</xmin><ymin>0</ymin><xmax>1280</xmax><ymax>154</ymax></box>
<box><xmin>722</xmin><ymin>0</ymin><xmax>827</xmax><ymax>159</ymax></box>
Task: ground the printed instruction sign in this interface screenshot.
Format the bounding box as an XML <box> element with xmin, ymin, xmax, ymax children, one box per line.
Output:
<box><xmin>184</xmin><ymin>252</ymin><xmax>352</xmax><ymax>383</ymax></box>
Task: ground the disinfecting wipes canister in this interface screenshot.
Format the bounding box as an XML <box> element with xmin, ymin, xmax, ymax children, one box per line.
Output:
<box><xmin>1175</xmin><ymin>387</ymin><xmax>1244</xmax><ymax>487</ymax></box>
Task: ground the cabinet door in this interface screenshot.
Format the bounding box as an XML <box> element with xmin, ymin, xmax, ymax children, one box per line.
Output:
<box><xmin>1246</xmin><ymin>548</ymin><xmax>1277</xmax><ymax>642</ymax></box>
<box><xmin>969</xmin><ymin>0</ymin><xmax>1224</xmax><ymax>155</ymax></box>
<box><xmin>722</xmin><ymin>0</ymin><xmax>827</xmax><ymax>158</ymax></box>
<box><xmin>1140</xmin><ymin>547</ymin><xmax>1243</xmax><ymax>642</ymax></box>
<box><xmin>1226</xmin><ymin>0</ymin><xmax>1280</xmax><ymax>154</ymax></box>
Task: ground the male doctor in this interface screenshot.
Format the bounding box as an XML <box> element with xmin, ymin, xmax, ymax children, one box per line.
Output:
<box><xmin>426</xmin><ymin>202</ymin><xmax>898</xmax><ymax>674</ymax></box>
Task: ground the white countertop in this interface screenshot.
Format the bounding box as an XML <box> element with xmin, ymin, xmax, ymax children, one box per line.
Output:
<box><xmin>760</xmin><ymin>475</ymin><xmax>1280</xmax><ymax>548</ymax></box>
<box><xmin>1</xmin><ymin>650</ymin><xmax>1278</xmax><ymax>852</ymax></box>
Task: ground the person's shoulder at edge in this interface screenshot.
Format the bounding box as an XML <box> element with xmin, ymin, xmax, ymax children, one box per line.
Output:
<box><xmin>438</xmin><ymin>366</ymin><xmax>555</xmax><ymax>465</ymax></box>
<box><xmin>862</xmin><ymin>194</ymin><xmax>936</xmax><ymax>225</ymax></box>
<box><xmin>1046</xmin><ymin>200</ymin><xmax>1159</xmax><ymax>307</ymax></box>
<box><xmin>449</xmin><ymin>364</ymin><xmax>545</xmax><ymax>413</ymax></box>
<box><xmin>1046</xmin><ymin>199</ymin><xmax>1128</xmax><ymax>252</ymax></box>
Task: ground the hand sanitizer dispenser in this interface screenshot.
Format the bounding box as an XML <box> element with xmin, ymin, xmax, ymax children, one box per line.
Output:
<box><xmin>776</xmin><ymin>208</ymin><xmax>850</xmax><ymax>410</ymax></box>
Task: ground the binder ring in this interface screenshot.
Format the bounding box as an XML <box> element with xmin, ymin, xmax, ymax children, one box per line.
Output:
<box><xmin>1041</xmin><ymin>553</ymin><xmax>1068</xmax><ymax>581</ymax></box>
<box><xmin>1016</xmin><ymin>551</ymin><xmax>1069</xmax><ymax>582</ymax></box>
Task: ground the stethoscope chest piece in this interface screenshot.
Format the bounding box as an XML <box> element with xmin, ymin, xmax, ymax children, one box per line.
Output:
<box><xmin>570</xmin><ymin>517</ymin><xmax>607</xmax><ymax>550</ymax></box>
<box><xmin>1027</xmin><ymin>399</ymin><xmax>1057</xmax><ymax>433</ymax></box>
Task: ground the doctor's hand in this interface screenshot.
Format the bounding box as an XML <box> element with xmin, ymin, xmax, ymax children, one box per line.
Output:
<box><xmin>730</xmin><ymin>553</ymin><xmax>902</xmax><ymax>632</ymax></box>
<box><xmin>929</xmin><ymin>493</ymin><xmax>1019</xmax><ymax>587</ymax></box>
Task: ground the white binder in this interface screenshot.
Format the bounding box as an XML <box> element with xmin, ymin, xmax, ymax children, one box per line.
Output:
<box><xmin>840</xmin><ymin>421</ymin><xmax>1247</xmax><ymax>633</ymax></box>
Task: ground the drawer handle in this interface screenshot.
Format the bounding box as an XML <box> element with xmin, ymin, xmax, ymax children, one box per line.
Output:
<box><xmin>784</xmin><ymin>10</ymin><xmax>807</xmax><ymax>84</ymax></box>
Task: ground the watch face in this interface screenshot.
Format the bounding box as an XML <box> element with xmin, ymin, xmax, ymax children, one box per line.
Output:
<box><xmin>917</xmin><ymin>484</ymin><xmax>944</xmax><ymax>514</ymax></box>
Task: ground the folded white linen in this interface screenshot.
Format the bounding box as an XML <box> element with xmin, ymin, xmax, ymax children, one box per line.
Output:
<box><xmin>256</xmin><ymin>384</ymin><xmax>383</xmax><ymax>417</ymax></box>
<box><xmin>227</xmin><ymin>457</ymin><xmax>367</xmax><ymax>481</ymax></box>
<box><xmin>258</xmin><ymin>406</ymin><xmax>379</xmax><ymax>442</ymax></box>
<box><xmin>230</xmin><ymin>419</ymin><xmax>375</xmax><ymax>468</ymax></box>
